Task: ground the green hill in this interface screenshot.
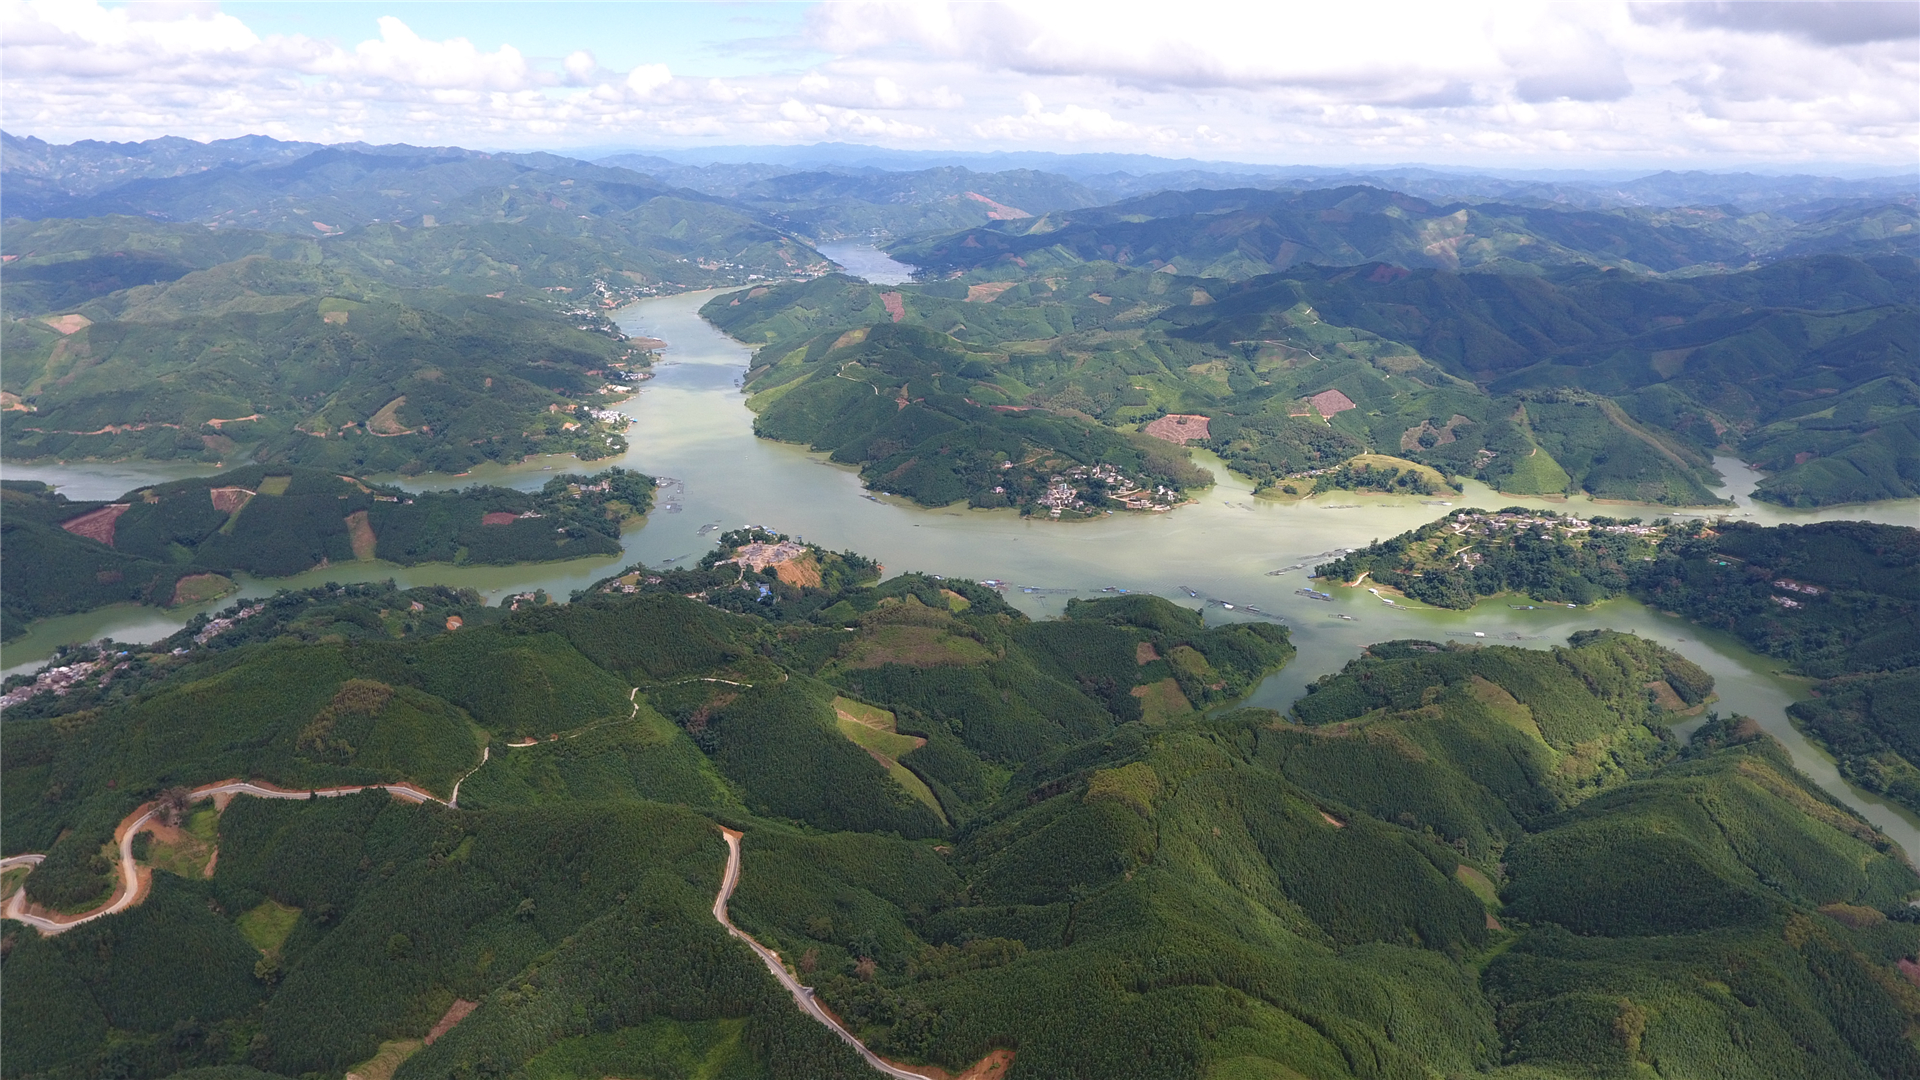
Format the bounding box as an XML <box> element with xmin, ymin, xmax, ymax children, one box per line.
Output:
<box><xmin>5</xmin><ymin>533</ymin><xmax>1918</xmax><ymax>1080</ymax></box>
<box><xmin>709</xmin><ymin>252</ymin><xmax>1916</xmax><ymax>507</ymax></box>
<box><xmin>1316</xmin><ymin>514</ymin><xmax>1920</xmax><ymax>676</ymax></box>
<box><xmin>0</xmin><ymin>466</ymin><xmax>651</xmax><ymax>640</ymax></box>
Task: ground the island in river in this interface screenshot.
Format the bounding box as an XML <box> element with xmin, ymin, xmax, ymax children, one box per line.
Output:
<box><xmin>0</xmin><ymin>465</ymin><xmax>653</xmax><ymax>640</ymax></box>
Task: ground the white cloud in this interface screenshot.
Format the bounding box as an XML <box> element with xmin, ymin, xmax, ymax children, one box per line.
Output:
<box><xmin>973</xmin><ymin>93</ymin><xmax>1173</xmax><ymax>143</ymax></box>
<box><xmin>0</xmin><ymin>0</ymin><xmax>1911</xmax><ymax>166</ymax></box>
<box><xmin>323</xmin><ymin>17</ymin><xmax>530</xmax><ymax>90</ymax></box>
<box><xmin>563</xmin><ymin>50</ymin><xmax>598</xmax><ymax>85</ymax></box>
<box><xmin>624</xmin><ymin>63</ymin><xmax>673</xmax><ymax>98</ymax></box>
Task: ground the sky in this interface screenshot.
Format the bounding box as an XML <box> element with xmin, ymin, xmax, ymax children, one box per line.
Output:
<box><xmin>3</xmin><ymin>1</ymin><xmax>1916</xmax><ymax>169</ymax></box>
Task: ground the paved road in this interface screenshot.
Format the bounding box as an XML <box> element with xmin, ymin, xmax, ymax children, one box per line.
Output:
<box><xmin>712</xmin><ymin>828</ymin><xmax>936</xmax><ymax>1080</ymax></box>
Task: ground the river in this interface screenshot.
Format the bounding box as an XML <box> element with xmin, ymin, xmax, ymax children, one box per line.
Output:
<box><xmin>6</xmin><ymin>278</ymin><xmax>1920</xmax><ymax>856</ymax></box>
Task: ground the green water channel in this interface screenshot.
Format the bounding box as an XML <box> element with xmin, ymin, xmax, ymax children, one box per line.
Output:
<box><xmin>6</xmin><ymin>285</ymin><xmax>1919</xmax><ymax>856</ymax></box>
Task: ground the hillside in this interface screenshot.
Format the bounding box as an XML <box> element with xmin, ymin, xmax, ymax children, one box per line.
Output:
<box><xmin>4</xmin><ymin>537</ymin><xmax>1917</xmax><ymax>1080</ymax></box>
<box><xmin>1</xmin><ymin>138</ymin><xmax>836</xmax><ymax>478</ymax></box>
<box><xmin>0</xmin><ymin>466</ymin><xmax>652</xmax><ymax>640</ymax></box>
<box><xmin>709</xmin><ymin>250</ymin><xmax>1917</xmax><ymax>507</ymax></box>
<box><xmin>1318</xmin><ymin>511</ymin><xmax>1920</xmax><ymax>830</ymax></box>
<box><xmin>1</xmin><ymin>266</ymin><xmax>646</xmax><ymax>473</ymax></box>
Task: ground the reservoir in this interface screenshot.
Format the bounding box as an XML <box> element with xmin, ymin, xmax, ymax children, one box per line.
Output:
<box><xmin>6</xmin><ymin>278</ymin><xmax>1920</xmax><ymax>857</ymax></box>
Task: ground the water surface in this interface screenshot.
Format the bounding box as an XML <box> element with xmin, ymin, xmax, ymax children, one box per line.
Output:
<box><xmin>6</xmin><ymin>282</ymin><xmax>1918</xmax><ymax>857</ymax></box>
<box><xmin>816</xmin><ymin>242</ymin><xmax>917</xmax><ymax>285</ymax></box>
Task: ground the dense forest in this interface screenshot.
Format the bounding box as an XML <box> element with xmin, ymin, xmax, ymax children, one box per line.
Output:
<box><xmin>0</xmin><ymin>467</ymin><xmax>652</xmax><ymax>640</ymax></box>
<box><xmin>6</xmin><ymin>530</ymin><xmax>1919</xmax><ymax>1080</ymax></box>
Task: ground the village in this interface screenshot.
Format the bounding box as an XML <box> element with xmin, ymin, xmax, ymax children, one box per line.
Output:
<box><xmin>1440</xmin><ymin>509</ymin><xmax>1664</xmax><ymax>540</ymax></box>
<box><xmin>1031</xmin><ymin>462</ymin><xmax>1183</xmax><ymax>518</ymax></box>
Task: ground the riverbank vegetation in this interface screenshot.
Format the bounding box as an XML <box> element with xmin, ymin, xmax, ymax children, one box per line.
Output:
<box><xmin>0</xmin><ymin>467</ymin><xmax>652</xmax><ymax>640</ymax></box>
<box><xmin>5</xmin><ymin>532</ymin><xmax>1918</xmax><ymax>1080</ymax></box>
<box><xmin>1317</xmin><ymin>515</ymin><xmax>1920</xmax><ymax>679</ymax></box>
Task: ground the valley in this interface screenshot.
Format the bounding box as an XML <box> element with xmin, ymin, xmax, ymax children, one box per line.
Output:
<box><xmin>4</xmin><ymin>128</ymin><xmax>1919</xmax><ymax>1080</ymax></box>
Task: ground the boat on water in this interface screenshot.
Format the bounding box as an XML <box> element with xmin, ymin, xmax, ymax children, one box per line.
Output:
<box><xmin>979</xmin><ymin>579</ymin><xmax>1009</xmax><ymax>590</ymax></box>
<box><xmin>1181</xmin><ymin>587</ymin><xmax>1199</xmax><ymax>597</ymax></box>
<box><xmin>1330</xmin><ymin>613</ymin><xmax>1357</xmax><ymax>621</ymax></box>
<box><xmin>1296</xmin><ymin>589</ymin><xmax>1333</xmax><ymax>601</ymax></box>
<box><xmin>861</xmin><ymin>494</ymin><xmax>881</xmax><ymax>502</ymax></box>
<box><xmin>1265</xmin><ymin>563</ymin><xmax>1306</xmax><ymax>576</ymax></box>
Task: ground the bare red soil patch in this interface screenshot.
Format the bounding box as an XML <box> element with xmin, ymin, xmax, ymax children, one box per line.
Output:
<box><xmin>1309</xmin><ymin>389</ymin><xmax>1357</xmax><ymax>418</ymax></box>
<box><xmin>965</xmin><ymin>282</ymin><xmax>1017</xmax><ymax>302</ymax></box>
<box><xmin>344</xmin><ymin>510</ymin><xmax>377</xmax><ymax>560</ymax></box>
<box><xmin>1144</xmin><ymin>413</ymin><xmax>1211</xmax><ymax>444</ymax></box>
<box><xmin>881</xmin><ymin>292</ymin><xmax>906</xmax><ymax>322</ymax></box>
<box><xmin>480</xmin><ymin>511</ymin><xmax>518</xmax><ymax>526</ymax></box>
<box><xmin>61</xmin><ymin>503</ymin><xmax>130</xmax><ymax>546</ymax></box>
<box><xmin>424</xmin><ymin>1000</ymin><xmax>477</xmax><ymax>1045</ymax></box>
<box><xmin>209</xmin><ymin>486</ymin><xmax>255</xmax><ymax>514</ymax></box>
<box><xmin>964</xmin><ymin>191</ymin><xmax>1032</xmax><ymax>220</ymax></box>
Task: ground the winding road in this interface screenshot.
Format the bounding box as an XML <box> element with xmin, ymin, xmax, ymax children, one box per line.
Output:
<box><xmin>712</xmin><ymin>828</ymin><xmax>938</xmax><ymax>1080</ymax></box>
<box><xmin>2</xmin><ymin>779</ymin><xmax>443</xmax><ymax>935</ymax></box>
<box><xmin>3</xmin><ymin>761</ymin><xmax>941</xmax><ymax>1078</ymax></box>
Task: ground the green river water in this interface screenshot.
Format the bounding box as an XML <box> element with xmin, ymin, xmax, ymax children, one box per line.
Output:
<box><xmin>6</xmin><ymin>283</ymin><xmax>1919</xmax><ymax>856</ymax></box>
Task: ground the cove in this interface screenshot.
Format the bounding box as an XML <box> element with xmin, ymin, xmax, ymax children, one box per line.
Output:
<box><xmin>5</xmin><ymin>284</ymin><xmax>1919</xmax><ymax>857</ymax></box>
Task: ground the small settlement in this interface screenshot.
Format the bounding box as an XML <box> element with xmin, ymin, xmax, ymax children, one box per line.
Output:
<box><xmin>1032</xmin><ymin>463</ymin><xmax>1183</xmax><ymax>518</ymax></box>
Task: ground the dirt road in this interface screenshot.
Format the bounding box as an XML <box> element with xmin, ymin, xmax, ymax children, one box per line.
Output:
<box><xmin>711</xmin><ymin>828</ymin><xmax>938</xmax><ymax>1080</ymax></box>
<box><xmin>4</xmin><ymin>779</ymin><xmax>443</xmax><ymax>935</ymax></box>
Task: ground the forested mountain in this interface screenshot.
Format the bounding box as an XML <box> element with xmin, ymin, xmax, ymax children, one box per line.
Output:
<box><xmin>892</xmin><ymin>184</ymin><xmax>1920</xmax><ymax>278</ymax></box>
<box><xmin>4</xmin><ymin>533</ymin><xmax>1917</xmax><ymax>1080</ymax></box>
<box><xmin>7</xmin><ymin>134</ymin><xmax>1914</xmax><ymax>506</ymax></box>
<box><xmin>597</xmin><ymin>157</ymin><xmax>1107</xmax><ymax>239</ymax></box>
<box><xmin>1</xmin><ymin>263</ymin><xmax>644</xmax><ymax>473</ymax></box>
<box><xmin>707</xmin><ymin>252</ymin><xmax>1919</xmax><ymax>507</ymax></box>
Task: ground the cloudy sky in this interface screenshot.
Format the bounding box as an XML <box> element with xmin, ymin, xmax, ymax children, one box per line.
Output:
<box><xmin>4</xmin><ymin>1</ymin><xmax>1916</xmax><ymax>168</ymax></box>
